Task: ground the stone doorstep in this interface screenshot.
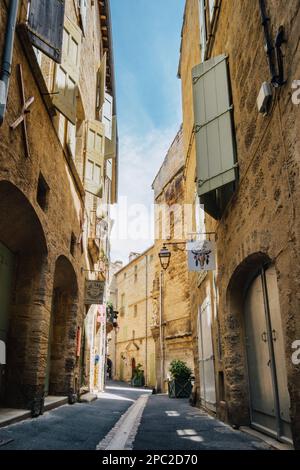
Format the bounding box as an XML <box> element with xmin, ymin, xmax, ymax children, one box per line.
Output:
<box><xmin>0</xmin><ymin>396</ymin><xmax>68</xmax><ymax>429</ymax></box>
<box><xmin>239</xmin><ymin>426</ymin><xmax>294</xmax><ymax>451</ymax></box>
<box><xmin>79</xmin><ymin>392</ymin><xmax>98</xmax><ymax>403</ymax></box>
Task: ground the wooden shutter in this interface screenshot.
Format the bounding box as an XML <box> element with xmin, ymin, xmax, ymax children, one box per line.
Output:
<box><xmin>27</xmin><ymin>0</ymin><xmax>65</xmax><ymax>63</ymax></box>
<box><xmin>96</xmin><ymin>53</ymin><xmax>107</xmax><ymax>114</ymax></box>
<box><xmin>103</xmin><ymin>93</ymin><xmax>113</xmax><ymax>139</ymax></box>
<box><xmin>84</xmin><ymin>120</ymin><xmax>105</xmax><ymax>197</ymax></box>
<box><xmin>79</xmin><ymin>0</ymin><xmax>88</xmax><ymax>35</ymax></box>
<box><xmin>192</xmin><ymin>55</ymin><xmax>237</xmax><ymax>217</ymax></box>
<box><xmin>52</xmin><ymin>17</ymin><xmax>82</xmax><ymax>124</ymax></box>
<box><xmin>105</xmin><ymin>116</ymin><xmax>117</xmax><ymax>159</ymax></box>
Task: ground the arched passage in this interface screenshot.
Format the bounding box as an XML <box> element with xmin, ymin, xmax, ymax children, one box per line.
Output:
<box><xmin>226</xmin><ymin>253</ymin><xmax>292</xmax><ymax>443</ymax></box>
<box><xmin>0</xmin><ymin>181</ymin><xmax>48</xmax><ymax>409</ymax></box>
<box><xmin>46</xmin><ymin>256</ymin><xmax>78</xmax><ymax>397</ymax></box>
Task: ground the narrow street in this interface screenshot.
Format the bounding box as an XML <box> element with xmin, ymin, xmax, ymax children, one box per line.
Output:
<box><xmin>0</xmin><ymin>382</ymin><xmax>271</xmax><ymax>451</ymax></box>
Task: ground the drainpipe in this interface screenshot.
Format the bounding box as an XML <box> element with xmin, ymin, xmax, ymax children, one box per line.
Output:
<box><xmin>258</xmin><ymin>0</ymin><xmax>278</xmax><ymax>86</ymax></box>
<box><xmin>0</xmin><ymin>0</ymin><xmax>20</xmax><ymax>126</ymax></box>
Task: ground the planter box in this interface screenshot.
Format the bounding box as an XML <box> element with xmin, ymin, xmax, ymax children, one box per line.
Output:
<box><xmin>168</xmin><ymin>379</ymin><xmax>192</xmax><ymax>398</ymax></box>
<box><xmin>131</xmin><ymin>375</ymin><xmax>144</xmax><ymax>387</ymax></box>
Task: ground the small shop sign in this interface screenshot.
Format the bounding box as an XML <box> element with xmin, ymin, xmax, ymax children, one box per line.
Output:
<box><xmin>187</xmin><ymin>240</ymin><xmax>216</xmax><ymax>271</ymax></box>
<box><xmin>84</xmin><ymin>280</ymin><xmax>105</xmax><ymax>305</ymax></box>
<box><xmin>97</xmin><ymin>304</ymin><xmax>106</xmax><ymax>324</ymax></box>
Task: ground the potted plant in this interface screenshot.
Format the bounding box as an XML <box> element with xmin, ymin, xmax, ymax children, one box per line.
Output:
<box><xmin>131</xmin><ymin>363</ymin><xmax>145</xmax><ymax>387</ymax></box>
<box><xmin>168</xmin><ymin>360</ymin><xmax>193</xmax><ymax>398</ymax></box>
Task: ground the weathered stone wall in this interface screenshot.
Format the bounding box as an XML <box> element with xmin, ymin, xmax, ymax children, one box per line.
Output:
<box><xmin>152</xmin><ymin>127</ymin><xmax>194</xmax><ymax>392</ymax></box>
<box><xmin>114</xmin><ymin>247</ymin><xmax>156</xmax><ymax>387</ymax></box>
<box><xmin>180</xmin><ymin>0</ymin><xmax>300</xmax><ymax>447</ymax></box>
<box><xmin>0</xmin><ymin>0</ymin><xmax>108</xmax><ymax>409</ymax></box>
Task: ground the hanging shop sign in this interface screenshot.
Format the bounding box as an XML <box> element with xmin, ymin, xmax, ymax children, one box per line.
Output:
<box><xmin>187</xmin><ymin>240</ymin><xmax>216</xmax><ymax>272</ymax></box>
<box><xmin>97</xmin><ymin>304</ymin><xmax>106</xmax><ymax>324</ymax></box>
<box><xmin>84</xmin><ymin>280</ymin><xmax>105</xmax><ymax>305</ymax></box>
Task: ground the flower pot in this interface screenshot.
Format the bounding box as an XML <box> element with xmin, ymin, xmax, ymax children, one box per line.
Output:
<box><xmin>168</xmin><ymin>379</ymin><xmax>192</xmax><ymax>398</ymax></box>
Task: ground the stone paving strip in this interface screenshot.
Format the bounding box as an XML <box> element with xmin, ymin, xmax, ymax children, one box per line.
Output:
<box><xmin>97</xmin><ymin>394</ymin><xmax>150</xmax><ymax>450</ymax></box>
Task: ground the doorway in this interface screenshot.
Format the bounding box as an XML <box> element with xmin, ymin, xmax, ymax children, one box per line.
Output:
<box><xmin>45</xmin><ymin>256</ymin><xmax>78</xmax><ymax>396</ymax></box>
<box><xmin>131</xmin><ymin>357</ymin><xmax>136</xmax><ymax>379</ymax></box>
<box><xmin>0</xmin><ymin>242</ymin><xmax>14</xmax><ymax>402</ymax></box>
<box><xmin>197</xmin><ymin>296</ymin><xmax>216</xmax><ymax>413</ymax></box>
<box><xmin>244</xmin><ymin>265</ymin><xmax>292</xmax><ymax>443</ymax></box>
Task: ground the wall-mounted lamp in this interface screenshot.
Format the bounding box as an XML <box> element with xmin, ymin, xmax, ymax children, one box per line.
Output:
<box><xmin>158</xmin><ymin>245</ymin><xmax>171</xmax><ymax>271</ymax></box>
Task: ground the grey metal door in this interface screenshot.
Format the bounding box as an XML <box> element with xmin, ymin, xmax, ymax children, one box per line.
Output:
<box><xmin>198</xmin><ymin>296</ymin><xmax>216</xmax><ymax>412</ymax></box>
<box><xmin>245</xmin><ymin>266</ymin><xmax>292</xmax><ymax>443</ymax></box>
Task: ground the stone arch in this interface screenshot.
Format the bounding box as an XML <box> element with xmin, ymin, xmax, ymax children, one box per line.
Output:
<box><xmin>0</xmin><ymin>180</ymin><xmax>48</xmax><ymax>409</ymax></box>
<box><xmin>224</xmin><ymin>252</ymin><xmax>272</xmax><ymax>426</ymax></box>
<box><xmin>46</xmin><ymin>255</ymin><xmax>79</xmax><ymax>397</ymax></box>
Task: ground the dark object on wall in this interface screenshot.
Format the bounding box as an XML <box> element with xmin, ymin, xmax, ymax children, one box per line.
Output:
<box><xmin>258</xmin><ymin>0</ymin><xmax>286</xmax><ymax>87</ymax></box>
<box><xmin>0</xmin><ymin>0</ymin><xmax>19</xmax><ymax>126</ymax></box>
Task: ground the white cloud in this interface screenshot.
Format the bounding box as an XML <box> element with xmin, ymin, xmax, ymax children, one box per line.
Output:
<box><xmin>111</xmin><ymin>124</ymin><xmax>180</xmax><ymax>263</ymax></box>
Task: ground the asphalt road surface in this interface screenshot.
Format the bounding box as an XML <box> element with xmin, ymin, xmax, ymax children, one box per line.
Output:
<box><xmin>0</xmin><ymin>382</ymin><xmax>271</xmax><ymax>450</ymax></box>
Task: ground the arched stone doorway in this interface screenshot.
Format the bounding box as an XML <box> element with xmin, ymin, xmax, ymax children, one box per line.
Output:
<box><xmin>0</xmin><ymin>181</ymin><xmax>48</xmax><ymax>409</ymax></box>
<box><xmin>45</xmin><ymin>256</ymin><xmax>78</xmax><ymax>397</ymax></box>
<box><xmin>226</xmin><ymin>253</ymin><xmax>292</xmax><ymax>443</ymax></box>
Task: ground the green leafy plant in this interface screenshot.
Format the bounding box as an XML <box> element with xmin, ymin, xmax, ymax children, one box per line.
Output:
<box><xmin>169</xmin><ymin>360</ymin><xmax>192</xmax><ymax>382</ymax></box>
<box><xmin>133</xmin><ymin>363</ymin><xmax>144</xmax><ymax>379</ymax></box>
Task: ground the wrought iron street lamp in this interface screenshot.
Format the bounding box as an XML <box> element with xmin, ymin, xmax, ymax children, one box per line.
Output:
<box><xmin>158</xmin><ymin>245</ymin><xmax>171</xmax><ymax>270</ymax></box>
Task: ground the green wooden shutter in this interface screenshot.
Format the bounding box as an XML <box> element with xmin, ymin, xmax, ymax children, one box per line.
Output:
<box><xmin>27</xmin><ymin>0</ymin><xmax>65</xmax><ymax>63</ymax></box>
<box><xmin>192</xmin><ymin>54</ymin><xmax>237</xmax><ymax>218</ymax></box>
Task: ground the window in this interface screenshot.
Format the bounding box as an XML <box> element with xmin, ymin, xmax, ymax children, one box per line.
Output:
<box><xmin>103</xmin><ymin>93</ymin><xmax>113</xmax><ymax>139</ymax></box>
<box><xmin>86</xmin><ymin>160</ymin><xmax>94</xmax><ymax>180</ymax></box>
<box><xmin>84</xmin><ymin>120</ymin><xmax>105</xmax><ymax>197</ymax></box>
<box><xmin>94</xmin><ymin>164</ymin><xmax>101</xmax><ymax>184</ymax></box>
<box><xmin>37</xmin><ymin>173</ymin><xmax>49</xmax><ymax>211</ymax></box>
<box><xmin>96</xmin><ymin>53</ymin><xmax>107</xmax><ymax>115</ymax></box>
<box><xmin>199</xmin><ymin>0</ymin><xmax>208</xmax><ymax>62</ymax></box>
<box><xmin>78</xmin><ymin>0</ymin><xmax>87</xmax><ymax>35</ymax></box>
<box><xmin>209</xmin><ymin>0</ymin><xmax>216</xmax><ymax>23</ymax></box>
<box><xmin>192</xmin><ymin>54</ymin><xmax>237</xmax><ymax>219</ymax></box>
<box><xmin>67</xmin><ymin>121</ymin><xmax>76</xmax><ymax>159</ymax></box>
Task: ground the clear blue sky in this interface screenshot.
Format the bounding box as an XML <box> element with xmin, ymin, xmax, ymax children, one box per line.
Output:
<box><xmin>110</xmin><ymin>0</ymin><xmax>185</xmax><ymax>262</ymax></box>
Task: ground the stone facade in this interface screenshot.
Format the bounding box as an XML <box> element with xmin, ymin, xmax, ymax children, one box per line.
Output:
<box><xmin>114</xmin><ymin>248</ymin><xmax>156</xmax><ymax>388</ymax></box>
<box><xmin>0</xmin><ymin>1</ymin><xmax>117</xmax><ymax>412</ymax></box>
<box><xmin>179</xmin><ymin>0</ymin><xmax>300</xmax><ymax>448</ymax></box>
<box><xmin>152</xmin><ymin>127</ymin><xmax>194</xmax><ymax>392</ymax></box>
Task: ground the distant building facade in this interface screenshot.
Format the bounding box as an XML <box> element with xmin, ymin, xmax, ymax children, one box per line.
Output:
<box><xmin>152</xmin><ymin>127</ymin><xmax>194</xmax><ymax>392</ymax></box>
<box><xmin>114</xmin><ymin>247</ymin><xmax>156</xmax><ymax>388</ymax></box>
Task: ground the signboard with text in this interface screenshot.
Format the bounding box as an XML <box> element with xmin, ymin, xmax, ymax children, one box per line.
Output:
<box><xmin>84</xmin><ymin>280</ymin><xmax>105</xmax><ymax>305</ymax></box>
